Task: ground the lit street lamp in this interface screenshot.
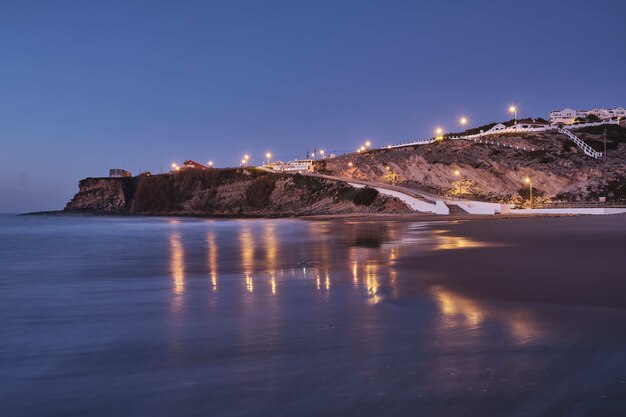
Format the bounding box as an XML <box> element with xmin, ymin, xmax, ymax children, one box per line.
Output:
<box><xmin>454</xmin><ymin>169</ymin><xmax>461</xmax><ymax>177</ymax></box>
<box><xmin>459</xmin><ymin>117</ymin><xmax>468</xmax><ymax>127</ymax></box>
<box><xmin>207</xmin><ymin>161</ymin><xmax>213</xmax><ymax>167</ymax></box>
<box><xmin>525</xmin><ymin>177</ymin><xmax>532</xmax><ymax>207</ymax></box>
<box><xmin>509</xmin><ymin>105</ymin><xmax>518</xmax><ymax>124</ymax></box>
<box><xmin>266</xmin><ymin>152</ymin><xmax>272</xmax><ymax>165</ymax></box>
<box><xmin>365</xmin><ymin>140</ymin><xmax>371</xmax><ymax>148</ymax></box>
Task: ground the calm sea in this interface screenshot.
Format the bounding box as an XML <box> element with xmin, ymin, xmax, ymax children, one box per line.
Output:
<box><xmin>1</xmin><ymin>214</ymin><xmax>625</xmax><ymax>416</ymax></box>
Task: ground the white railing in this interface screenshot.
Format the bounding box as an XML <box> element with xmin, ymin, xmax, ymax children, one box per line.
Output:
<box><xmin>557</xmin><ymin>127</ymin><xmax>602</xmax><ymax>159</ymax></box>
<box><xmin>388</xmin><ymin>138</ymin><xmax>435</xmax><ymax>149</ymax></box>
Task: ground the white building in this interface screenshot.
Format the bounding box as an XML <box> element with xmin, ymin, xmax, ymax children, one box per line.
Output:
<box><xmin>509</xmin><ymin>120</ymin><xmax>549</xmax><ymax>130</ymax></box>
<box><xmin>549</xmin><ymin>107</ymin><xmax>625</xmax><ymax>125</ymax></box>
<box><xmin>267</xmin><ymin>159</ymin><xmax>314</xmax><ymax>172</ymax></box>
<box><xmin>485</xmin><ymin>123</ymin><xmax>507</xmax><ymax>133</ymax></box>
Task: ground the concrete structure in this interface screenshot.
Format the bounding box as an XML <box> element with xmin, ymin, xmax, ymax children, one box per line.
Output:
<box><xmin>550</xmin><ymin>107</ymin><xmax>626</xmax><ymax>125</ymax></box>
<box><xmin>109</xmin><ymin>169</ymin><xmax>131</xmax><ymax>178</ymax></box>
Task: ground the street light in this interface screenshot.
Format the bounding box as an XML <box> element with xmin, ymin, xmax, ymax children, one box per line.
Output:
<box><xmin>207</xmin><ymin>161</ymin><xmax>213</xmax><ymax>167</ymax></box>
<box><xmin>348</xmin><ymin>162</ymin><xmax>353</xmax><ymax>167</ymax></box>
<box><xmin>459</xmin><ymin>117</ymin><xmax>468</xmax><ymax>127</ymax></box>
<box><xmin>509</xmin><ymin>105</ymin><xmax>518</xmax><ymax>124</ymax></box>
<box><xmin>454</xmin><ymin>169</ymin><xmax>461</xmax><ymax>177</ymax></box>
<box><xmin>266</xmin><ymin>152</ymin><xmax>272</xmax><ymax>165</ymax></box>
<box><xmin>435</xmin><ymin>127</ymin><xmax>444</xmax><ymax>140</ymax></box>
<box><xmin>365</xmin><ymin>140</ymin><xmax>371</xmax><ymax>148</ymax></box>
<box><xmin>524</xmin><ymin>177</ymin><xmax>532</xmax><ymax>207</ymax></box>
<box><xmin>320</xmin><ymin>149</ymin><xmax>325</xmax><ymax>158</ymax></box>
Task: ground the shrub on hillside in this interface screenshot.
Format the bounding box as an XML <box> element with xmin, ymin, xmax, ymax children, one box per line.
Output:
<box><xmin>245</xmin><ymin>176</ymin><xmax>276</xmax><ymax>209</ymax></box>
<box><xmin>352</xmin><ymin>187</ymin><xmax>379</xmax><ymax>206</ymax></box>
<box><xmin>132</xmin><ymin>175</ymin><xmax>174</xmax><ymax>212</ymax></box>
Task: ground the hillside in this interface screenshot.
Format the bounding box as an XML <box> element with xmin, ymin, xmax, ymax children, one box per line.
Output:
<box><xmin>317</xmin><ymin>125</ymin><xmax>626</xmax><ymax>203</ymax></box>
<box><xmin>64</xmin><ymin>168</ymin><xmax>410</xmax><ymax>216</ymax></box>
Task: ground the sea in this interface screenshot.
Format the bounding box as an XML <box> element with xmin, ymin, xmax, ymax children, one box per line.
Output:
<box><xmin>1</xmin><ymin>214</ymin><xmax>625</xmax><ymax>416</ymax></box>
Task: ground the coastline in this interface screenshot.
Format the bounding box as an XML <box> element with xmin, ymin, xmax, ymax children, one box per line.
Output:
<box><xmin>21</xmin><ymin>209</ymin><xmax>608</xmax><ymax>223</ymax></box>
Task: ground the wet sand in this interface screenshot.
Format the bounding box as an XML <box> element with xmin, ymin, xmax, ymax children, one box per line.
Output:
<box><xmin>399</xmin><ymin>214</ymin><xmax>626</xmax><ymax>309</ymax></box>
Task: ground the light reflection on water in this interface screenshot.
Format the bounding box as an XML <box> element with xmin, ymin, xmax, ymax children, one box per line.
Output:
<box><xmin>3</xmin><ymin>215</ymin><xmax>626</xmax><ymax>417</ymax></box>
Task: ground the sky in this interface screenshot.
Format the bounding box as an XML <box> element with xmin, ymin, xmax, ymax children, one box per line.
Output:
<box><xmin>1</xmin><ymin>0</ymin><xmax>625</xmax><ymax>212</ymax></box>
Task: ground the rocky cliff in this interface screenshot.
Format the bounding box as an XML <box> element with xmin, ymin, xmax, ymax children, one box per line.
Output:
<box><xmin>64</xmin><ymin>169</ymin><xmax>410</xmax><ymax>216</ymax></box>
<box><xmin>318</xmin><ymin>125</ymin><xmax>626</xmax><ymax>203</ymax></box>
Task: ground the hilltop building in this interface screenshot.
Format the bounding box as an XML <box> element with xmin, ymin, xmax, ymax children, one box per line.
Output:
<box><xmin>109</xmin><ymin>168</ymin><xmax>131</xmax><ymax>178</ymax></box>
<box><xmin>549</xmin><ymin>107</ymin><xmax>625</xmax><ymax>125</ymax></box>
<box><xmin>268</xmin><ymin>159</ymin><xmax>314</xmax><ymax>172</ymax></box>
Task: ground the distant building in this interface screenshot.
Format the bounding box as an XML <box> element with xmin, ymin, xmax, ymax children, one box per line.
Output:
<box><xmin>268</xmin><ymin>159</ymin><xmax>314</xmax><ymax>172</ymax></box>
<box><xmin>549</xmin><ymin>107</ymin><xmax>626</xmax><ymax>125</ymax></box>
<box><xmin>181</xmin><ymin>160</ymin><xmax>207</xmax><ymax>170</ymax></box>
<box><xmin>509</xmin><ymin>120</ymin><xmax>549</xmax><ymax>130</ymax></box>
<box><xmin>484</xmin><ymin>123</ymin><xmax>507</xmax><ymax>134</ymax></box>
<box><xmin>109</xmin><ymin>168</ymin><xmax>131</xmax><ymax>178</ymax></box>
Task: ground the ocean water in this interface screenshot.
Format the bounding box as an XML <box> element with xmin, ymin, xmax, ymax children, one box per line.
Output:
<box><xmin>1</xmin><ymin>214</ymin><xmax>625</xmax><ymax>417</ymax></box>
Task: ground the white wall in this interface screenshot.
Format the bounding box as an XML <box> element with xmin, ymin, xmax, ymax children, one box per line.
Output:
<box><xmin>510</xmin><ymin>208</ymin><xmax>626</xmax><ymax>215</ymax></box>
<box><xmin>348</xmin><ymin>182</ymin><xmax>449</xmax><ymax>215</ymax></box>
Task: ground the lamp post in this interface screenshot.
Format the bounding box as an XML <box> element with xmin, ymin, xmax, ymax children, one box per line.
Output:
<box><xmin>525</xmin><ymin>177</ymin><xmax>532</xmax><ymax>207</ymax></box>
<box><xmin>266</xmin><ymin>152</ymin><xmax>272</xmax><ymax>165</ymax></box>
<box><xmin>207</xmin><ymin>161</ymin><xmax>213</xmax><ymax>167</ymax></box>
<box><xmin>459</xmin><ymin>117</ymin><xmax>468</xmax><ymax>132</ymax></box>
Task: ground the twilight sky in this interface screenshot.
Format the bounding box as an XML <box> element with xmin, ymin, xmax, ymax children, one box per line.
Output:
<box><xmin>1</xmin><ymin>0</ymin><xmax>625</xmax><ymax>212</ymax></box>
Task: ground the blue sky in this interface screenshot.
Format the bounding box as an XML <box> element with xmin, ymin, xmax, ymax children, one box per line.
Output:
<box><xmin>1</xmin><ymin>0</ymin><xmax>625</xmax><ymax>212</ymax></box>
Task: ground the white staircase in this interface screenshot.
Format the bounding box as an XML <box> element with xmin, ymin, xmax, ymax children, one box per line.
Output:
<box><xmin>557</xmin><ymin>127</ymin><xmax>603</xmax><ymax>159</ymax></box>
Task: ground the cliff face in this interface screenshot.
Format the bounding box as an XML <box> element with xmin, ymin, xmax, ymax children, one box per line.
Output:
<box><xmin>318</xmin><ymin>126</ymin><xmax>626</xmax><ymax>202</ymax></box>
<box><xmin>65</xmin><ymin>177</ymin><xmax>135</xmax><ymax>213</ymax></box>
<box><xmin>64</xmin><ymin>169</ymin><xmax>410</xmax><ymax>216</ymax></box>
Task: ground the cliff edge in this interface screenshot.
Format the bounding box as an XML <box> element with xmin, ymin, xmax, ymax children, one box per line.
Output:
<box><xmin>64</xmin><ymin>168</ymin><xmax>410</xmax><ymax>216</ymax></box>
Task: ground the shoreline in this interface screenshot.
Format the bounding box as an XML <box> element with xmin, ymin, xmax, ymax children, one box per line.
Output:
<box><xmin>20</xmin><ymin>209</ymin><xmax>616</xmax><ymax>223</ymax></box>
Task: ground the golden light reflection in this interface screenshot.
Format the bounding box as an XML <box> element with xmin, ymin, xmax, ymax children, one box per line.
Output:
<box><xmin>432</xmin><ymin>285</ymin><xmax>484</xmax><ymax>329</ymax></box>
<box><xmin>239</xmin><ymin>225</ymin><xmax>255</xmax><ymax>293</ymax></box>
<box><xmin>169</xmin><ymin>231</ymin><xmax>185</xmax><ymax>296</ymax></box>
<box><xmin>264</xmin><ymin>223</ymin><xmax>278</xmax><ymax>295</ymax></box>
<box><xmin>433</xmin><ymin>230</ymin><xmax>489</xmax><ymax>251</ymax></box>
<box><xmin>207</xmin><ymin>231</ymin><xmax>218</xmax><ymax>291</ymax></box>
<box><xmin>430</xmin><ymin>285</ymin><xmax>542</xmax><ymax>343</ymax></box>
<box><xmin>325</xmin><ymin>272</ymin><xmax>330</xmax><ymax>291</ymax></box>
<box><xmin>364</xmin><ymin>262</ymin><xmax>380</xmax><ymax>304</ymax></box>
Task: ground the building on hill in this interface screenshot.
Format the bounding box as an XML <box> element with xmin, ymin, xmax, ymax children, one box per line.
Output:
<box><xmin>550</xmin><ymin>107</ymin><xmax>625</xmax><ymax>125</ymax></box>
<box><xmin>109</xmin><ymin>168</ymin><xmax>131</xmax><ymax>178</ymax></box>
<box><xmin>268</xmin><ymin>159</ymin><xmax>313</xmax><ymax>172</ymax></box>
<box><xmin>181</xmin><ymin>160</ymin><xmax>208</xmax><ymax>170</ymax></box>
<box><xmin>509</xmin><ymin>120</ymin><xmax>550</xmax><ymax>130</ymax></box>
<box><xmin>485</xmin><ymin>123</ymin><xmax>507</xmax><ymax>134</ymax></box>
